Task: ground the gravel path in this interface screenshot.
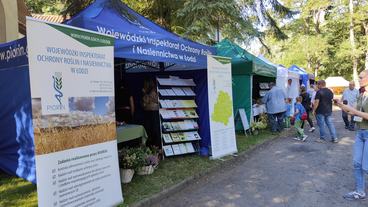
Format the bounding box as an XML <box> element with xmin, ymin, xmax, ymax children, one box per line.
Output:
<box><xmin>152</xmin><ymin>111</ymin><xmax>368</xmax><ymax>207</ymax></box>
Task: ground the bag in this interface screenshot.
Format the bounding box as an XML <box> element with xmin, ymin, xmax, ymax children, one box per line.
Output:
<box><xmin>301</xmin><ymin>112</ymin><xmax>308</xmax><ymax>121</ymax></box>
<box><xmin>290</xmin><ymin>116</ymin><xmax>295</xmax><ymax>125</ymax></box>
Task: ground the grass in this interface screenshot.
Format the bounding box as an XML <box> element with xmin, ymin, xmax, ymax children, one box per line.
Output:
<box><xmin>0</xmin><ymin>173</ymin><xmax>37</xmax><ymax>207</ymax></box>
<box><xmin>0</xmin><ymin>130</ymin><xmax>278</xmax><ymax>207</ymax></box>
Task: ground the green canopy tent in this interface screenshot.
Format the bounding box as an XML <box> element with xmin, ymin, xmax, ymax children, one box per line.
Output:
<box><xmin>216</xmin><ymin>39</ymin><xmax>277</xmax><ymax>131</ymax></box>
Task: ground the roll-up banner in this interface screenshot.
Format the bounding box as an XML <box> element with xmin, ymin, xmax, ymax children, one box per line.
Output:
<box><xmin>207</xmin><ymin>55</ymin><xmax>237</xmax><ymax>159</ymax></box>
<box><xmin>26</xmin><ymin>17</ymin><xmax>123</xmax><ymax>207</ymax></box>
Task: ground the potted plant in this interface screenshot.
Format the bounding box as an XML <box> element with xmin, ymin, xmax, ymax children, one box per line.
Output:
<box><xmin>251</xmin><ymin>114</ymin><xmax>268</xmax><ymax>135</ymax></box>
<box><xmin>118</xmin><ymin>148</ymin><xmax>138</xmax><ymax>183</ymax></box>
<box><xmin>137</xmin><ymin>147</ymin><xmax>160</xmax><ymax>175</ymax></box>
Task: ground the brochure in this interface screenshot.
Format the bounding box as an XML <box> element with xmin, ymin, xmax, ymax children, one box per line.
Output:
<box><xmin>170</xmin><ymin>133</ymin><xmax>181</xmax><ymax>142</ymax></box>
<box><xmin>171</xmin><ymin>144</ymin><xmax>182</xmax><ymax>155</ymax></box>
<box><xmin>185</xmin><ymin>143</ymin><xmax>195</xmax><ymax>153</ymax></box>
<box><xmin>178</xmin><ymin>143</ymin><xmax>187</xmax><ymax>154</ymax></box>
<box><xmin>172</xmin><ymin>88</ymin><xmax>186</xmax><ymax>96</ymax></box>
<box><xmin>162</xmin><ymin>134</ymin><xmax>173</xmax><ymax>143</ymax></box>
<box><xmin>163</xmin><ymin>145</ymin><xmax>174</xmax><ymax>156</ymax></box>
<box><xmin>159</xmin><ymin>89</ymin><xmax>169</xmax><ymax>96</ymax></box>
<box><xmin>182</xmin><ymin>87</ymin><xmax>195</xmax><ymax>96</ymax></box>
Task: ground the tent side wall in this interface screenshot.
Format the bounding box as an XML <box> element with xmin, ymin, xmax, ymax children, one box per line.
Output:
<box><xmin>0</xmin><ymin>38</ymin><xmax>36</xmax><ymax>183</ymax></box>
<box><xmin>232</xmin><ymin>74</ymin><xmax>251</xmax><ymax>130</ymax></box>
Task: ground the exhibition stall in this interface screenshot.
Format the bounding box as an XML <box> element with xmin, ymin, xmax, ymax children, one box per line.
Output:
<box><xmin>257</xmin><ymin>55</ymin><xmax>288</xmax><ymax>94</ymax></box>
<box><xmin>215</xmin><ymin>39</ymin><xmax>277</xmax><ymax>128</ymax></box>
<box><xmin>288</xmin><ymin>65</ymin><xmax>310</xmax><ymax>87</ymax></box>
<box><xmin>0</xmin><ymin>0</ymin><xmax>240</xmax><ymax>185</ymax></box>
<box><xmin>65</xmin><ymin>0</ymin><xmax>228</xmax><ymax>158</ymax></box>
<box><xmin>325</xmin><ymin>76</ymin><xmax>349</xmax><ymax>94</ymax></box>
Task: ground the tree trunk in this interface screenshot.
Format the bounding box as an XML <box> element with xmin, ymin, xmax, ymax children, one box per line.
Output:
<box><xmin>315</xmin><ymin>61</ymin><xmax>320</xmax><ymax>78</ymax></box>
<box><xmin>349</xmin><ymin>0</ymin><xmax>359</xmax><ymax>85</ymax></box>
<box><xmin>363</xmin><ymin>21</ymin><xmax>368</xmax><ymax>70</ymax></box>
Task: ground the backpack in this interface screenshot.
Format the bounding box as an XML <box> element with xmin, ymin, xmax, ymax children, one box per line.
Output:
<box><xmin>301</xmin><ymin>112</ymin><xmax>308</xmax><ymax>121</ymax></box>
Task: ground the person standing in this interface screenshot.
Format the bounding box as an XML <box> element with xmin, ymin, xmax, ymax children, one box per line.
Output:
<box><xmin>287</xmin><ymin>79</ymin><xmax>293</xmax><ymax>100</ymax></box>
<box><xmin>142</xmin><ymin>78</ymin><xmax>161</xmax><ymax>148</ymax></box>
<box><xmin>312</xmin><ymin>80</ymin><xmax>338</xmax><ymax>143</ymax></box>
<box><xmin>341</xmin><ymin>81</ymin><xmax>359</xmax><ymax>131</ymax></box>
<box><xmin>116</xmin><ymin>84</ymin><xmax>135</xmax><ymax>124</ymax></box>
<box><xmin>262</xmin><ymin>82</ymin><xmax>287</xmax><ymax>133</ymax></box>
<box><xmin>335</xmin><ymin>70</ymin><xmax>368</xmax><ymax>200</ymax></box>
<box><xmin>293</xmin><ymin>96</ymin><xmax>308</xmax><ymax>141</ymax></box>
<box><xmin>300</xmin><ymin>86</ymin><xmax>315</xmax><ymax>132</ymax></box>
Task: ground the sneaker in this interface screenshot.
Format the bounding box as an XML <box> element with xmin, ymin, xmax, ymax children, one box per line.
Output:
<box><xmin>302</xmin><ymin>135</ymin><xmax>308</xmax><ymax>142</ymax></box>
<box><xmin>343</xmin><ymin>191</ymin><xmax>366</xmax><ymax>201</ymax></box>
<box><xmin>308</xmin><ymin>127</ymin><xmax>315</xmax><ymax>132</ymax></box>
<box><xmin>293</xmin><ymin>137</ymin><xmax>302</xmax><ymax>141</ymax></box>
<box><xmin>315</xmin><ymin>138</ymin><xmax>326</xmax><ymax>143</ymax></box>
<box><xmin>345</xmin><ymin>126</ymin><xmax>349</xmax><ymax>129</ymax></box>
<box><xmin>331</xmin><ymin>139</ymin><xmax>339</xmax><ymax>143</ymax></box>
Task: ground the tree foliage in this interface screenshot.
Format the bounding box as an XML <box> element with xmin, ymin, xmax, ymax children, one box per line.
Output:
<box><xmin>26</xmin><ymin>0</ymin><xmax>293</xmax><ymax>46</ymax></box>
<box><xmin>265</xmin><ymin>0</ymin><xmax>368</xmax><ymax>80</ymax></box>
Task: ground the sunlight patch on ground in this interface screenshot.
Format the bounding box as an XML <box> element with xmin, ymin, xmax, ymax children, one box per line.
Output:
<box><xmin>286</xmin><ymin>155</ymin><xmax>296</xmax><ymax>159</ymax></box>
<box><xmin>272</xmin><ymin>196</ymin><xmax>288</xmax><ymax>204</ymax></box>
<box><xmin>338</xmin><ymin>136</ymin><xmax>354</xmax><ymax>145</ymax></box>
<box><xmin>224</xmin><ymin>192</ymin><xmax>241</xmax><ymax>200</ymax></box>
<box><xmin>274</xmin><ymin>150</ymin><xmax>283</xmax><ymax>154</ymax></box>
<box><xmin>205</xmin><ymin>199</ymin><xmax>220</xmax><ymax>207</ymax></box>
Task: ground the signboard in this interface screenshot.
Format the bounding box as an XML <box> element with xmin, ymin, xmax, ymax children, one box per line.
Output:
<box><xmin>235</xmin><ymin>108</ymin><xmax>249</xmax><ymax>132</ymax></box>
<box><xmin>27</xmin><ymin>18</ymin><xmax>123</xmax><ymax>207</ymax></box>
<box><xmin>207</xmin><ymin>55</ymin><xmax>237</xmax><ymax>159</ymax></box>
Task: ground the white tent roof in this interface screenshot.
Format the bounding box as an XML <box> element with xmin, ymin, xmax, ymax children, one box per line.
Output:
<box><xmin>325</xmin><ymin>76</ymin><xmax>349</xmax><ymax>87</ymax></box>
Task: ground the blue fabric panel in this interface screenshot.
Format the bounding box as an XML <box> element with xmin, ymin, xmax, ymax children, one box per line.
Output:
<box><xmin>65</xmin><ymin>0</ymin><xmax>215</xmax><ymax>71</ymax></box>
<box><xmin>0</xmin><ymin>65</ymin><xmax>36</xmax><ymax>183</ymax></box>
<box><xmin>288</xmin><ymin>65</ymin><xmax>309</xmax><ymax>86</ymax></box>
<box><xmin>0</xmin><ymin>37</ymin><xmax>28</xmax><ymax>69</ymax></box>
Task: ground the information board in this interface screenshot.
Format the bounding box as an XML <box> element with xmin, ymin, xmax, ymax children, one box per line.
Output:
<box><xmin>207</xmin><ymin>55</ymin><xmax>237</xmax><ymax>159</ymax></box>
<box><xmin>27</xmin><ymin>18</ymin><xmax>123</xmax><ymax>207</ymax></box>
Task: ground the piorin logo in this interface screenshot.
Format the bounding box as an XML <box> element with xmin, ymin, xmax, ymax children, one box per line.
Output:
<box><xmin>52</xmin><ymin>72</ymin><xmax>63</xmax><ymax>105</ymax></box>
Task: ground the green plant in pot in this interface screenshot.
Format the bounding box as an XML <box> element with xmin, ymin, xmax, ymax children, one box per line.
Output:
<box><xmin>251</xmin><ymin>114</ymin><xmax>268</xmax><ymax>135</ymax></box>
<box><xmin>118</xmin><ymin>148</ymin><xmax>139</xmax><ymax>183</ymax></box>
<box><xmin>136</xmin><ymin>147</ymin><xmax>160</xmax><ymax>175</ymax></box>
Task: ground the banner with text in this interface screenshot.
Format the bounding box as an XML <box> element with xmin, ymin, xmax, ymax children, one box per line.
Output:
<box><xmin>207</xmin><ymin>55</ymin><xmax>237</xmax><ymax>159</ymax></box>
<box><xmin>26</xmin><ymin>18</ymin><xmax>123</xmax><ymax>207</ymax></box>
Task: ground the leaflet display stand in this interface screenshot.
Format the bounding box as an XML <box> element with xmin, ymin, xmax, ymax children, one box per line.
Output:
<box><xmin>157</xmin><ymin>76</ymin><xmax>200</xmax><ymax>157</ymax></box>
<box><xmin>259</xmin><ymin>82</ymin><xmax>270</xmax><ymax>97</ymax></box>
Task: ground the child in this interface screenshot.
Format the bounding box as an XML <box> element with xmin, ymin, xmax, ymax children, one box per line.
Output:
<box><xmin>253</xmin><ymin>98</ymin><xmax>266</xmax><ymax>122</ymax></box>
<box><xmin>285</xmin><ymin>98</ymin><xmax>292</xmax><ymax>128</ymax></box>
<box><xmin>293</xmin><ymin>96</ymin><xmax>308</xmax><ymax>141</ymax></box>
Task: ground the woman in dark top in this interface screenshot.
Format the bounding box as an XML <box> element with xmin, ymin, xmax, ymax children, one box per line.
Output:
<box><xmin>142</xmin><ymin>78</ymin><xmax>161</xmax><ymax>148</ymax></box>
<box><xmin>300</xmin><ymin>86</ymin><xmax>315</xmax><ymax>132</ymax></box>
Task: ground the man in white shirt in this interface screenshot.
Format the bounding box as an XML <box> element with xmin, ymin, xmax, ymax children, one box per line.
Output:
<box><xmin>341</xmin><ymin>81</ymin><xmax>359</xmax><ymax>130</ymax></box>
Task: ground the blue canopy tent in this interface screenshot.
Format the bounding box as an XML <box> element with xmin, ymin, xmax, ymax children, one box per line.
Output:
<box><xmin>0</xmin><ymin>38</ymin><xmax>36</xmax><ymax>183</ymax></box>
<box><xmin>65</xmin><ymin>0</ymin><xmax>216</xmax><ymax>156</ymax></box>
<box><xmin>64</xmin><ymin>0</ymin><xmax>214</xmax><ymax>72</ymax></box>
<box><xmin>0</xmin><ymin>0</ymin><xmax>216</xmax><ymax>183</ymax></box>
<box><xmin>289</xmin><ymin>65</ymin><xmax>309</xmax><ymax>87</ymax></box>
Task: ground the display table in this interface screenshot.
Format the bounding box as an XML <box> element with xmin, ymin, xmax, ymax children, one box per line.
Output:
<box><xmin>116</xmin><ymin>124</ymin><xmax>148</xmax><ymax>144</ymax></box>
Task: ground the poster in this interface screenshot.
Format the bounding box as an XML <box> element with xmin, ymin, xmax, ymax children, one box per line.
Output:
<box><xmin>207</xmin><ymin>55</ymin><xmax>237</xmax><ymax>159</ymax></box>
<box><xmin>26</xmin><ymin>18</ymin><xmax>123</xmax><ymax>207</ymax></box>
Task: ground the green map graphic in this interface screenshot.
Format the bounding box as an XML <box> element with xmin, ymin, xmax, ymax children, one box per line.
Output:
<box><xmin>211</xmin><ymin>90</ymin><xmax>232</xmax><ymax>125</ymax></box>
